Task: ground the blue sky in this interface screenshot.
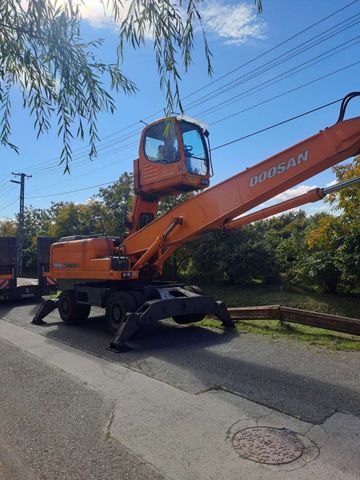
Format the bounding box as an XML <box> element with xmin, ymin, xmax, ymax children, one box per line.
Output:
<box><xmin>1</xmin><ymin>0</ymin><xmax>360</xmax><ymax>219</ymax></box>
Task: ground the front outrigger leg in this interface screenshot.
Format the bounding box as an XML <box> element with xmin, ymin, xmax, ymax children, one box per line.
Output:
<box><xmin>32</xmin><ymin>299</ymin><xmax>59</xmax><ymax>325</ymax></box>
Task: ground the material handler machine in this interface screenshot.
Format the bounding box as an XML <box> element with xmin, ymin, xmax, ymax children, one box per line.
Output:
<box><xmin>33</xmin><ymin>92</ymin><xmax>360</xmax><ymax>351</ymax></box>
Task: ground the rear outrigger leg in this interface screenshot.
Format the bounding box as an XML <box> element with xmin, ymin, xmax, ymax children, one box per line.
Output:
<box><xmin>215</xmin><ymin>301</ymin><xmax>235</xmax><ymax>329</ymax></box>
<box><xmin>109</xmin><ymin>286</ymin><xmax>234</xmax><ymax>352</ymax></box>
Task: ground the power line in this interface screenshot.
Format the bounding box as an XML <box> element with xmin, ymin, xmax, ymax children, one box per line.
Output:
<box><xmin>29</xmin><ymin>19</ymin><xmax>360</xmax><ymax>178</ymax></box>
<box><xmin>185</xmin><ymin>12</ymin><xmax>360</xmax><ymax>113</ymax></box>
<box><xmin>28</xmin><ymin>139</ymin><xmax>139</xmax><ymax>177</ymax></box>
<box><xmin>27</xmin><ymin>55</ymin><xmax>359</xmax><ymax>197</ymax></box>
<box><xmin>26</xmin><ymin>130</ymin><xmax>141</xmax><ymax>175</ymax></box>
<box><xmin>186</xmin><ymin>13</ymin><xmax>360</xmax><ymax>112</ymax></box>
<box><xmin>0</xmin><ymin>182</ymin><xmax>17</xmax><ymax>196</ymax></box>
<box><xmin>2</xmin><ymin>2</ymin><xmax>357</xmax><ymax>210</ymax></box>
<box><xmin>26</xmin><ymin>155</ymin><xmax>133</xmax><ymax>197</ymax></box>
<box><xmin>26</xmin><ymin>142</ymin><xmax>138</xmax><ymax>185</ymax></box>
<box><xmin>27</xmin><ymin>180</ymin><xmax>117</xmax><ymax>199</ymax></box>
<box><xmin>10</xmin><ymin>53</ymin><xmax>360</xmax><ymax>202</ymax></box>
<box><xmin>16</xmin><ymin>57</ymin><xmax>357</xmax><ymax>205</ymax></box>
<box><xmin>14</xmin><ymin>144</ymin><xmax>137</xmax><ymax>202</ymax></box>
<box><xmin>210</xmin><ymin>58</ymin><xmax>360</xmax><ymax>126</ymax></box>
<box><xmin>26</xmin><ymin>96</ymin><xmax>345</xmax><ymax>201</ymax></box>
<box><xmin>195</xmin><ymin>35</ymin><xmax>360</xmax><ymax>118</ymax></box>
<box><xmin>20</xmin><ymin>0</ymin><xmax>360</xmax><ymax>175</ymax></box>
<box><xmin>0</xmin><ymin>197</ymin><xmax>20</xmax><ymax>213</ymax></box>
<box><xmin>24</xmin><ymin>31</ymin><xmax>360</xmax><ymax>180</ymax></box>
<box><xmin>0</xmin><ymin>174</ymin><xmax>13</xmax><ymax>190</ymax></box>
<box><xmin>211</xmin><ymin>98</ymin><xmax>343</xmax><ymax>151</ymax></box>
<box><xmin>181</xmin><ymin>0</ymin><xmax>360</xmax><ymax>102</ymax></box>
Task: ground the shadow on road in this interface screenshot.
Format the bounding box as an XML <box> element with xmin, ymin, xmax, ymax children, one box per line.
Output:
<box><xmin>1</xmin><ymin>302</ymin><xmax>360</xmax><ymax>424</ymax></box>
<box><xmin>0</xmin><ymin>298</ymin><xmax>42</xmax><ymax>318</ymax></box>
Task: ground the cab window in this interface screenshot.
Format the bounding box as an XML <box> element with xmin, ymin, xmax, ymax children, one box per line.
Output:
<box><xmin>144</xmin><ymin>122</ymin><xmax>179</xmax><ymax>164</ymax></box>
<box><xmin>180</xmin><ymin>122</ymin><xmax>209</xmax><ymax>176</ymax></box>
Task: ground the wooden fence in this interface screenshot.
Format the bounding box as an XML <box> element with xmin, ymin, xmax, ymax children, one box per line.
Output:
<box><xmin>228</xmin><ymin>305</ymin><xmax>360</xmax><ymax>336</ymax></box>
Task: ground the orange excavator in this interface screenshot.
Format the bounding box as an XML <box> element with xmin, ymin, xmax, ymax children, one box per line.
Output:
<box><xmin>33</xmin><ymin>92</ymin><xmax>360</xmax><ymax>351</ymax></box>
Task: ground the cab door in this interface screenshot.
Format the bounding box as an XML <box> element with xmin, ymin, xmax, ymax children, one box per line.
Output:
<box><xmin>139</xmin><ymin>119</ymin><xmax>183</xmax><ymax>196</ymax></box>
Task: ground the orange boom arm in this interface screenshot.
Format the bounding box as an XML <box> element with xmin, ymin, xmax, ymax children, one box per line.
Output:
<box><xmin>123</xmin><ymin>114</ymin><xmax>360</xmax><ymax>272</ymax></box>
<box><xmin>37</xmin><ymin>93</ymin><xmax>360</xmax><ymax>352</ymax></box>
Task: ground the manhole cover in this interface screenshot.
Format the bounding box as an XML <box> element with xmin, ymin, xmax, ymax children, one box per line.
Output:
<box><xmin>232</xmin><ymin>426</ymin><xmax>304</xmax><ymax>465</ymax></box>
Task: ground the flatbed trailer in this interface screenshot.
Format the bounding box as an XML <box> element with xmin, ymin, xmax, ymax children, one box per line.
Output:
<box><xmin>0</xmin><ymin>237</ymin><xmax>58</xmax><ymax>300</ymax></box>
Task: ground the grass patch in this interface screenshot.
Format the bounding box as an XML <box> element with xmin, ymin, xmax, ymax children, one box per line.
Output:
<box><xmin>199</xmin><ymin>318</ymin><xmax>360</xmax><ymax>351</ymax></box>
<box><xmin>200</xmin><ymin>283</ymin><xmax>360</xmax><ymax>319</ymax></box>
<box><xmin>46</xmin><ymin>292</ymin><xmax>60</xmax><ymax>299</ymax></box>
<box><xmin>197</xmin><ymin>284</ymin><xmax>360</xmax><ymax>351</ymax></box>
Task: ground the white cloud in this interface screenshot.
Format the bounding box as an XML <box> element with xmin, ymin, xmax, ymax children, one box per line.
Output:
<box><xmin>53</xmin><ymin>1</ymin><xmax>266</xmax><ymax>46</ymax></box>
<box><xmin>326</xmin><ymin>179</ymin><xmax>337</xmax><ymax>187</ymax></box>
<box><xmin>77</xmin><ymin>0</ymin><xmax>132</xmax><ymax>29</ymax></box>
<box><xmin>38</xmin><ymin>0</ymin><xmax>129</xmax><ymax>29</ymax></box>
<box><xmin>306</xmin><ymin>203</ymin><xmax>334</xmax><ymax>215</ymax></box>
<box><xmin>267</xmin><ymin>184</ymin><xmax>340</xmax><ymax>217</ymax></box>
<box><xmin>271</xmin><ymin>185</ymin><xmax>317</xmax><ymax>203</ymax></box>
<box><xmin>248</xmin><ymin>185</ymin><xmax>319</xmax><ymax>218</ymax></box>
<box><xmin>200</xmin><ymin>1</ymin><xmax>266</xmax><ymax>45</ymax></box>
<box><xmin>78</xmin><ymin>1</ymin><xmax>115</xmax><ymax>28</ymax></box>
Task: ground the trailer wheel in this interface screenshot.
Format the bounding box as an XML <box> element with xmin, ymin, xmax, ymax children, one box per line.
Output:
<box><xmin>58</xmin><ymin>291</ymin><xmax>91</xmax><ymax>323</ymax></box>
<box><xmin>172</xmin><ymin>285</ymin><xmax>206</xmax><ymax>324</ymax></box>
<box><xmin>105</xmin><ymin>292</ymin><xmax>128</xmax><ymax>334</ymax></box>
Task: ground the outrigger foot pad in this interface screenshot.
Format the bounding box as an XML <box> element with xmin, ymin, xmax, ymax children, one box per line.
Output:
<box><xmin>32</xmin><ymin>299</ymin><xmax>58</xmax><ymax>325</ymax></box>
<box><xmin>216</xmin><ymin>301</ymin><xmax>235</xmax><ymax>329</ymax></box>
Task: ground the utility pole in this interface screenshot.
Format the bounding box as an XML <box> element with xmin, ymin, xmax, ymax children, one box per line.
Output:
<box><xmin>11</xmin><ymin>172</ymin><xmax>32</xmax><ymax>276</ymax></box>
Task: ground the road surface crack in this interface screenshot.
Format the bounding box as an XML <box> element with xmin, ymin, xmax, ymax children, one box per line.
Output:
<box><xmin>105</xmin><ymin>403</ymin><xmax>116</xmax><ymax>440</ymax></box>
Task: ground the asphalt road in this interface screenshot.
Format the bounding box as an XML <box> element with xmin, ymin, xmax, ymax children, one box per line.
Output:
<box><xmin>1</xmin><ymin>300</ymin><xmax>360</xmax><ymax>424</ymax></box>
<box><xmin>0</xmin><ymin>338</ymin><xmax>165</xmax><ymax>480</ymax></box>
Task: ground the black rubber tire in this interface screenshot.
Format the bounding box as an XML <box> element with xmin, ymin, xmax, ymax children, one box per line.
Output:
<box><xmin>172</xmin><ymin>285</ymin><xmax>206</xmax><ymax>325</ymax></box>
<box><xmin>128</xmin><ymin>290</ymin><xmax>146</xmax><ymax>310</ymax></box>
<box><xmin>58</xmin><ymin>291</ymin><xmax>91</xmax><ymax>324</ymax></box>
<box><xmin>105</xmin><ymin>292</ymin><xmax>128</xmax><ymax>334</ymax></box>
<box><xmin>121</xmin><ymin>291</ymin><xmax>137</xmax><ymax>312</ymax></box>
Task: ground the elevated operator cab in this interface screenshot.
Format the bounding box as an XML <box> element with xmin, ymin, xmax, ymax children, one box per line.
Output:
<box><xmin>134</xmin><ymin>117</ymin><xmax>211</xmax><ymax>198</ymax></box>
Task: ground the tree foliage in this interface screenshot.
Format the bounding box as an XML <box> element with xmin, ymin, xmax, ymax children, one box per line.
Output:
<box><xmin>328</xmin><ymin>155</ymin><xmax>360</xmax><ymax>223</ymax></box>
<box><xmin>0</xmin><ymin>0</ymin><xmax>136</xmax><ymax>170</ymax></box>
<box><xmin>96</xmin><ymin>171</ymin><xmax>133</xmax><ymax>236</ymax></box>
<box><xmin>1</xmin><ymin>0</ymin><xmax>262</xmax><ymax>170</ymax></box>
<box><xmin>3</xmin><ymin>155</ymin><xmax>359</xmax><ymax>295</ymax></box>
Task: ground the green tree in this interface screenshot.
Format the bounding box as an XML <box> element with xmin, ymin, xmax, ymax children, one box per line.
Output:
<box><xmin>298</xmin><ymin>157</ymin><xmax>360</xmax><ymax>293</ymax></box>
<box><xmin>187</xmin><ymin>225</ymin><xmax>278</xmax><ymax>285</ymax></box>
<box><xmin>96</xmin><ymin>172</ymin><xmax>134</xmax><ymax>237</ymax></box>
<box><xmin>157</xmin><ymin>192</ymin><xmax>194</xmax><ymax>278</ymax></box>
<box><xmin>0</xmin><ymin>218</ymin><xmax>17</xmax><ymax>236</ymax></box>
<box><xmin>47</xmin><ymin>201</ymin><xmax>106</xmax><ymax>238</ymax></box>
<box><xmin>328</xmin><ymin>155</ymin><xmax>360</xmax><ymax>223</ymax></box>
<box><xmin>266</xmin><ymin>211</ymin><xmax>308</xmax><ymax>287</ymax></box>
<box><xmin>11</xmin><ymin>206</ymin><xmax>54</xmax><ymax>272</ymax></box>
<box><xmin>0</xmin><ymin>1</ymin><xmax>263</xmax><ymax>170</ymax></box>
<box><xmin>301</xmin><ymin>214</ymin><xmax>343</xmax><ymax>293</ymax></box>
